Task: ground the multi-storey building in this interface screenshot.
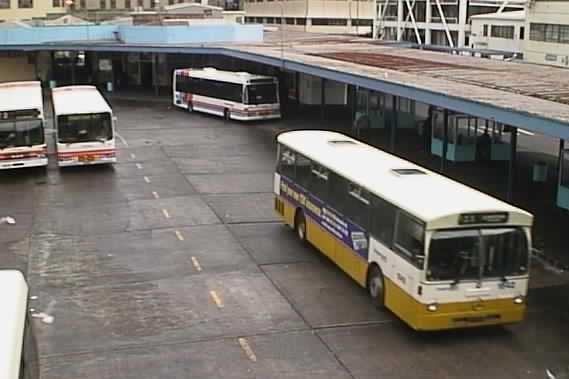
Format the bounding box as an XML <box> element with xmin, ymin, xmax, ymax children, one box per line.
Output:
<box><xmin>243</xmin><ymin>0</ymin><xmax>526</xmax><ymax>48</ymax></box>
<box><xmin>469</xmin><ymin>10</ymin><xmax>525</xmax><ymax>55</ymax></box>
<box><xmin>0</xmin><ymin>0</ymin><xmax>64</xmax><ymax>21</ymax></box>
<box><xmin>525</xmin><ymin>0</ymin><xmax>569</xmax><ymax>68</ymax></box>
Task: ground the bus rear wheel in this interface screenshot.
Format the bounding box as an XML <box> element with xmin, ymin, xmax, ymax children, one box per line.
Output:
<box><xmin>295</xmin><ymin>211</ymin><xmax>307</xmax><ymax>243</ymax></box>
<box><xmin>224</xmin><ymin>109</ymin><xmax>231</xmax><ymax>120</ymax></box>
<box><xmin>187</xmin><ymin>103</ymin><xmax>193</xmax><ymax>113</ymax></box>
<box><xmin>368</xmin><ymin>265</ymin><xmax>385</xmax><ymax>310</ymax></box>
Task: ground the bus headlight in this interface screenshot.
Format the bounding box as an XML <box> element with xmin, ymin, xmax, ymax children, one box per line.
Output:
<box><xmin>427</xmin><ymin>303</ymin><xmax>438</xmax><ymax>312</ymax></box>
<box><xmin>513</xmin><ymin>296</ymin><xmax>524</xmax><ymax>305</ymax></box>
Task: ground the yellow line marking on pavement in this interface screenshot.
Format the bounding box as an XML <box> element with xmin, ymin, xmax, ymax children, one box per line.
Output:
<box><xmin>136</xmin><ymin>163</ymin><xmax>143</xmax><ymax>169</ymax></box>
<box><xmin>238</xmin><ymin>338</ymin><xmax>257</xmax><ymax>362</ymax></box>
<box><xmin>175</xmin><ymin>230</ymin><xmax>185</xmax><ymax>241</ymax></box>
<box><xmin>209</xmin><ymin>290</ymin><xmax>223</xmax><ymax>308</ymax></box>
<box><xmin>144</xmin><ymin>176</ymin><xmax>151</xmax><ymax>183</ymax></box>
<box><xmin>152</xmin><ymin>191</ymin><xmax>160</xmax><ymax>199</ymax></box>
<box><xmin>191</xmin><ymin>256</ymin><xmax>202</xmax><ymax>271</ymax></box>
<box><xmin>130</xmin><ymin>153</ymin><xmax>136</xmax><ymax>159</ymax></box>
<box><xmin>162</xmin><ymin>209</ymin><xmax>171</xmax><ymax>219</ymax></box>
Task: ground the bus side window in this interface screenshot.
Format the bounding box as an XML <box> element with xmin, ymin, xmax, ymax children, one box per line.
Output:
<box><xmin>277</xmin><ymin>145</ymin><xmax>296</xmax><ymax>179</ymax></box>
<box><xmin>328</xmin><ymin>172</ymin><xmax>347</xmax><ymax>214</ymax></box>
<box><xmin>310</xmin><ymin>163</ymin><xmax>329</xmax><ymax>202</ymax></box>
<box><xmin>370</xmin><ymin>195</ymin><xmax>396</xmax><ymax>247</ymax></box>
<box><xmin>394</xmin><ymin>212</ymin><xmax>425</xmax><ymax>267</ymax></box>
<box><xmin>345</xmin><ymin>182</ymin><xmax>370</xmax><ymax>229</ymax></box>
<box><xmin>295</xmin><ymin>153</ymin><xmax>312</xmax><ymax>190</ymax></box>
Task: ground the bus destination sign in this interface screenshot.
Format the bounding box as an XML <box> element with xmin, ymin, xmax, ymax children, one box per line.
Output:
<box><xmin>459</xmin><ymin>212</ymin><xmax>509</xmax><ymax>225</ymax></box>
<box><xmin>0</xmin><ymin>109</ymin><xmax>40</xmax><ymax>121</ymax></box>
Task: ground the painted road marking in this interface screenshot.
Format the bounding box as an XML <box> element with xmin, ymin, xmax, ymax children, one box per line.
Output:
<box><xmin>191</xmin><ymin>256</ymin><xmax>202</xmax><ymax>272</ymax></box>
<box><xmin>116</xmin><ymin>132</ymin><xmax>129</xmax><ymax>147</ymax></box>
<box><xmin>136</xmin><ymin>163</ymin><xmax>143</xmax><ymax>170</ymax></box>
<box><xmin>162</xmin><ymin>209</ymin><xmax>171</xmax><ymax>219</ymax></box>
<box><xmin>144</xmin><ymin>176</ymin><xmax>151</xmax><ymax>183</ymax></box>
<box><xmin>209</xmin><ymin>290</ymin><xmax>223</xmax><ymax>308</ymax></box>
<box><xmin>175</xmin><ymin>230</ymin><xmax>185</xmax><ymax>241</ymax></box>
<box><xmin>238</xmin><ymin>338</ymin><xmax>257</xmax><ymax>362</ymax></box>
<box><xmin>518</xmin><ymin>128</ymin><xmax>535</xmax><ymax>136</ymax></box>
<box><xmin>152</xmin><ymin>191</ymin><xmax>160</xmax><ymax>199</ymax></box>
<box><xmin>130</xmin><ymin>153</ymin><xmax>136</xmax><ymax>159</ymax></box>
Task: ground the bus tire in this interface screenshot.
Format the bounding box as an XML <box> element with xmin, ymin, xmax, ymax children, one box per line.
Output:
<box><xmin>187</xmin><ymin>103</ymin><xmax>193</xmax><ymax>113</ymax></box>
<box><xmin>224</xmin><ymin>109</ymin><xmax>230</xmax><ymax>121</ymax></box>
<box><xmin>368</xmin><ymin>265</ymin><xmax>385</xmax><ymax>310</ymax></box>
<box><xmin>294</xmin><ymin>210</ymin><xmax>307</xmax><ymax>243</ymax></box>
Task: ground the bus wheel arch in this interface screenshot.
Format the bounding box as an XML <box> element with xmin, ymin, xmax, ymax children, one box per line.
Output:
<box><xmin>294</xmin><ymin>208</ymin><xmax>307</xmax><ymax>243</ymax></box>
<box><xmin>367</xmin><ymin>263</ymin><xmax>386</xmax><ymax>309</ymax></box>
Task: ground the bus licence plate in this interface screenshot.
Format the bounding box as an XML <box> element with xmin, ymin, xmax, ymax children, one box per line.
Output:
<box><xmin>79</xmin><ymin>155</ymin><xmax>95</xmax><ymax>162</ymax></box>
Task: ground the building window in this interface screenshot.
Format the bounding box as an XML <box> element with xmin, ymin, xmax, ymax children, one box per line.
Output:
<box><xmin>53</xmin><ymin>0</ymin><xmax>61</xmax><ymax>7</ymax></box>
<box><xmin>168</xmin><ymin>0</ymin><xmax>174</xmax><ymax>4</ymax></box>
<box><xmin>0</xmin><ymin>0</ymin><xmax>9</xmax><ymax>9</ymax></box>
<box><xmin>311</xmin><ymin>18</ymin><xmax>347</xmax><ymax>26</ymax></box>
<box><xmin>110</xmin><ymin>0</ymin><xmax>116</xmax><ymax>8</ymax></box>
<box><xmin>138</xmin><ymin>0</ymin><xmax>143</xmax><ymax>7</ymax></box>
<box><xmin>296</xmin><ymin>18</ymin><xmax>306</xmax><ymax>25</ymax></box>
<box><xmin>519</xmin><ymin>26</ymin><xmax>525</xmax><ymax>40</ymax></box>
<box><xmin>491</xmin><ymin>25</ymin><xmax>514</xmax><ymax>39</ymax></box>
<box><xmin>286</xmin><ymin>18</ymin><xmax>294</xmax><ymax>25</ymax></box>
<box><xmin>352</xmin><ymin>19</ymin><xmax>373</xmax><ymax>26</ymax></box>
<box><xmin>100</xmin><ymin>0</ymin><xmax>106</xmax><ymax>8</ymax></box>
<box><xmin>482</xmin><ymin>24</ymin><xmax>488</xmax><ymax>37</ymax></box>
<box><xmin>530</xmin><ymin>23</ymin><xmax>569</xmax><ymax>44</ymax></box>
<box><xmin>150</xmin><ymin>0</ymin><xmax>155</xmax><ymax>7</ymax></box>
<box><xmin>125</xmin><ymin>0</ymin><xmax>131</xmax><ymax>8</ymax></box>
<box><xmin>18</xmin><ymin>0</ymin><xmax>33</xmax><ymax>8</ymax></box>
<box><xmin>80</xmin><ymin>0</ymin><xmax>86</xmax><ymax>8</ymax></box>
<box><xmin>266</xmin><ymin>17</ymin><xmax>274</xmax><ymax>24</ymax></box>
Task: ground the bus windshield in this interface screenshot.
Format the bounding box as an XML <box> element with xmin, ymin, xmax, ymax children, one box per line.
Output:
<box><xmin>0</xmin><ymin>119</ymin><xmax>44</xmax><ymax>149</ymax></box>
<box><xmin>427</xmin><ymin>227</ymin><xmax>528</xmax><ymax>282</ymax></box>
<box><xmin>58</xmin><ymin>113</ymin><xmax>113</xmax><ymax>143</ymax></box>
<box><xmin>246</xmin><ymin>83</ymin><xmax>277</xmax><ymax>105</ymax></box>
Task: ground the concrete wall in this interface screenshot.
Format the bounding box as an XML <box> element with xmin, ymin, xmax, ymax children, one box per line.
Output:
<box><xmin>0</xmin><ymin>0</ymin><xmax>64</xmax><ymax>21</ymax></box>
<box><xmin>524</xmin><ymin>1</ymin><xmax>569</xmax><ymax>68</ymax></box>
<box><xmin>470</xmin><ymin>17</ymin><xmax>524</xmax><ymax>53</ymax></box>
<box><xmin>0</xmin><ymin>23</ymin><xmax>263</xmax><ymax>45</ymax></box>
<box><xmin>0</xmin><ymin>55</ymin><xmax>35</xmax><ymax>82</ymax></box>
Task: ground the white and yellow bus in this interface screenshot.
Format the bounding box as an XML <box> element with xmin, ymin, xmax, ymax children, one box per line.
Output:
<box><xmin>0</xmin><ymin>270</ymin><xmax>38</xmax><ymax>379</ymax></box>
<box><xmin>0</xmin><ymin>81</ymin><xmax>47</xmax><ymax>170</ymax></box>
<box><xmin>173</xmin><ymin>67</ymin><xmax>281</xmax><ymax>121</ymax></box>
<box><xmin>274</xmin><ymin>130</ymin><xmax>533</xmax><ymax>331</ymax></box>
<box><xmin>52</xmin><ymin>86</ymin><xmax>116</xmax><ymax>167</ymax></box>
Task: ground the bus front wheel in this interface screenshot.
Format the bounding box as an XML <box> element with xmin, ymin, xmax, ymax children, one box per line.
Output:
<box><xmin>187</xmin><ymin>103</ymin><xmax>193</xmax><ymax>113</ymax></box>
<box><xmin>368</xmin><ymin>265</ymin><xmax>385</xmax><ymax>309</ymax></box>
<box><xmin>295</xmin><ymin>211</ymin><xmax>307</xmax><ymax>243</ymax></box>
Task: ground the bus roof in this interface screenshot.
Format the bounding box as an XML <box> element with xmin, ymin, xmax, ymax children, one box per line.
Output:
<box><xmin>0</xmin><ymin>270</ymin><xmax>28</xmax><ymax>379</ymax></box>
<box><xmin>175</xmin><ymin>67</ymin><xmax>276</xmax><ymax>85</ymax></box>
<box><xmin>277</xmin><ymin>130</ymin><xmax>533</xmax><ymax>229</ymax></box>
<box><xmin>52</xmin><ymin>85</ymin><xmax>112</xmax><ymax>116</ymax></box>
<box><xmin>0</xmin><ymin>81</ymin><xmax>43</xmax><ymax>115</ymax></box>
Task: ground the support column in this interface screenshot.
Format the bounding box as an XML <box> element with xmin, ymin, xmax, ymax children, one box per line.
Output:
<box><xmin>390</xmin><ymin>96</ymin><xmax>398</xmax><ymax>152</ymax></box>
<box><xmin>425</xmin><ymin>0</ymin><xmax>432</xmax><ymax>45</ymax></box>
<box><xmin>457</xmin><ymin>0</ymin><xmax>468</xmax><ymax>48</ymax></box>
<box><xmin>396</xmin><ymin>0</ymin><xmax>404</xmax><ymax>41</ymax></box>
<box><xmin>507</xmin><ymin>127</ymin><xmax>518</xmax><ymax>201</ymax></box>
<box><xmin>320</xmin><ymin>78</ymin><xmax>326</xmax><ymax>120</ymax></box>
<box><xmin>557</xmin><ymin>139</ymin><xmax>565</xmax><ymax>198</ymax></box>
<box><xmin>152</xmin><ymin>53</ymin><xmax>159</xmax><ymax>96</ymax></box>
<box><xmin>71</xmin><ymin>52</ymin><xmax>76</xmax><ymax>85</ymax></box>
<box><xmin>295</xmin><ymin>71</ymin><xmax>300</xmax><ymax>107</ymax></box>
<box><xmin>441</xmin><ymin>108</ymin><xmax>449</xmax><ymax>172</ymax></box>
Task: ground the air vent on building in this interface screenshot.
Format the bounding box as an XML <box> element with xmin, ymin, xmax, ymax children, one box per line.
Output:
<box><xmin>391</xmin><ymin>168</ymin><xmax>427</xmax><ymax>176</ymax></box>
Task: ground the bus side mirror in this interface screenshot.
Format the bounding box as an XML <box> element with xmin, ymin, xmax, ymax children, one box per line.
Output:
<box><xmin>415</xmin><ymin>254</ymin><xmax>425</xmax><ymax>267</ymax></box>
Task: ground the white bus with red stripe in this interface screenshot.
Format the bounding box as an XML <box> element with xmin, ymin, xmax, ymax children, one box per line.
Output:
<box><xmin>52</xmin><ymin>86</ymin><xmax>116</xmax><ymax>167</ymax></box>
<box><xmin>173</xmin><ymin>67</ymin><xmax>280</xmax><ymax>121</ymax></box>
<box><xmin>0</xmin><ymin>81</ymin><xmax>47</xmax><ymax>170</ymax></box>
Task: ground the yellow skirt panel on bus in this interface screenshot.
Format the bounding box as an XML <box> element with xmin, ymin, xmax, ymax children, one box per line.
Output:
<box><xmin>335</xmin><ymin>242</ymin><xmax>368</xmax><ymax>287</ymax></box>
<box><xmin>276</xmin><ymin>195</ymin><xmax>296</xmax><ymax>227</ymax></box>
<box><xmin>384</xmin><ymin>278</ymin><xmax>526</xmax><ymax>331</ymax></box>
<box><xmin>306</xmin><ymin>217</ymin><xmax>336</xmax><ymax>261</ymax></box>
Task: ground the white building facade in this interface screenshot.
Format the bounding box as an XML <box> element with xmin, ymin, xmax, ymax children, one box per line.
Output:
<box><xmin>244</xmin><ymin>0</ymin><xmax>526</xmax><ymax>47</ymax></box>
<box><xmin>524</xmin><ymin>0</ymin><xmax>569</xmax><ymax>68</ymax></box>
<box><xmin>469</xmin><ymin>10</ymin><xmax>525</xmax><ymax>54</ymax></box>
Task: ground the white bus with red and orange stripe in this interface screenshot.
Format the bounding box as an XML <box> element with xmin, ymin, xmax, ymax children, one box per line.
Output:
<box><xmin>0</xmin><ymin>81</ymin><xmax>47</xmax><ymax>170</ymax></box>
<box><xmin>52</xmin><ymin>86</ymin><xmax>116</xmax><ymax>167</ymax></box>
<box><xmin>173</xmin><ymin>67</ymin><xmax>281</xmax><ymax>121</ymax></box>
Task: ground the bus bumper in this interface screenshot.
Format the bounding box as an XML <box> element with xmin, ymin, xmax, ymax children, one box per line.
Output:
<box><xmin>58</xmin><ymin>157</ymin><xmax>117</xmax><ymax>167</ymax></box>
<box><xmin>0</xmin><ymin>158</ymin><xmax>47</xmax><ymax>170</ymax></box>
